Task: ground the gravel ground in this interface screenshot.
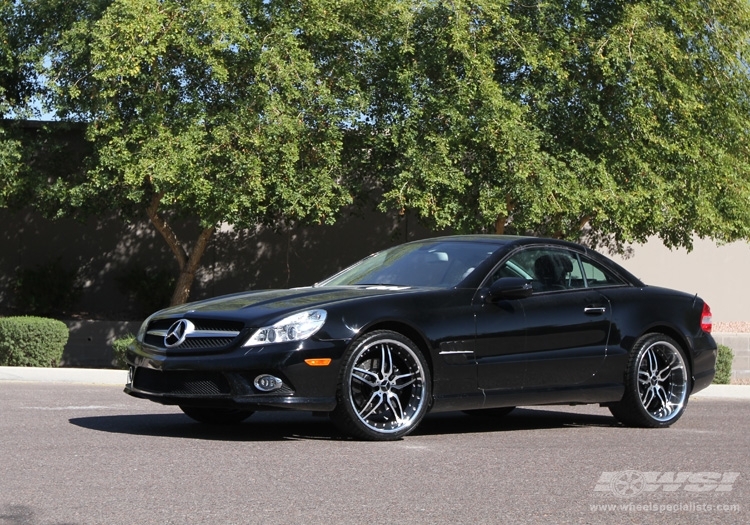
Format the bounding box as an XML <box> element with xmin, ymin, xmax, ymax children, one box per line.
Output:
<box><xmin>714</xmin><ymin>321</ymin><xmax>750</xmax><ymax>333</ymax></box>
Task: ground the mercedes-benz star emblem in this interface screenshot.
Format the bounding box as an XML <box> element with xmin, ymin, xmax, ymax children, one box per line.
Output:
<box><xmin>164</xmin><ymin>319</ymin><xmax>195</xmax><ymax>348</ymax></box>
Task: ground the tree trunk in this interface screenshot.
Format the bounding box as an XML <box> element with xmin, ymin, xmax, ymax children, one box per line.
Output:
<box><xmin>495</xmin><ymin>195</ymin><xmax>514</xmax><ymax>234</ymax></box>
<box><xmin>495</xmin><ymin>214</ymin><xmax>505</xmax><ymax>234</ymax></box>
<box><xmin>146</xmin><ymin>193</ymin><xmax>216</xmax><ymax>306</ymax></box>
<box><xmin>169</xmin><ymin>225</ymin><xmax>215</xmax><ymax>305</ymax></box>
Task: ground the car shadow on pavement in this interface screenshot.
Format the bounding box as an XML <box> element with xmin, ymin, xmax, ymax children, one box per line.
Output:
<box><xmin>69</xmin><ymin>406</ymin><xmax>619</xmax><ymax>442</ymax></box>
<box><xmin>413</xmin><ymin>407</ymin><xmax>619</xmax><ymax>437</ymax></box>
<box><xmin>69</xmin><ymin>411</ymin><xmax>341</xmax><ymax>442</ymax></box>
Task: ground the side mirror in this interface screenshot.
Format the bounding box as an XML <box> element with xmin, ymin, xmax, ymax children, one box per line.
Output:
<box><xmin>486</xmin><ymin>277</ymin><xmax>533</xmax><ymax>301</ymax></box>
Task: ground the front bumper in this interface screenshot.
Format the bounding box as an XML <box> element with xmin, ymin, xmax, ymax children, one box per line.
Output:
<box><xmin>124</xmin><ymin>337</ymin><xmax>348</xmax><ymax>412</ymax></box>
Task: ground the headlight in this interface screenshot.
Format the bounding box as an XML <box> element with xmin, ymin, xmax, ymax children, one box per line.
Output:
<box><xmin>244</xmin><ymin>309</ymin><xmax>327</xmax><ymax>347</ymax></box>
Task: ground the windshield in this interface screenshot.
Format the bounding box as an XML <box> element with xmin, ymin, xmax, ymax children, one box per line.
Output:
<box><xmin>318</xmin><ymin>241</ymin><xmax>499</xmax><ymax>288</ymax></box>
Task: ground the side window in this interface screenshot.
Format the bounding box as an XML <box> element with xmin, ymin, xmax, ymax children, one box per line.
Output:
<box><xmin>579</xmin><ymin>256</ymin><xmax>624</xmax><ymax>287</ymax></box>
<box><xmin>491</xmin><ymin>248</ymin><xmax>581</xmax><ymax>292</ymax></box>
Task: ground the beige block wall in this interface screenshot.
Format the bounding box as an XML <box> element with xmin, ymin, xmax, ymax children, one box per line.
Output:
<box><xmin>608</xmin><ymin>238</ymin><xmax>750</xmax><ymax>324</ymax></box>
<box><xmin>712</xmin><ymin>333</ymin><xmax>750</xmax><ymax>380</ymax></box>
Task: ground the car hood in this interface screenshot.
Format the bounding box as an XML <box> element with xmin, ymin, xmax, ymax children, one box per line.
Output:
<box><xmin>150</xmin><ymin>285</ymin><xmax>419</xmax><ymax>322</ymax></box>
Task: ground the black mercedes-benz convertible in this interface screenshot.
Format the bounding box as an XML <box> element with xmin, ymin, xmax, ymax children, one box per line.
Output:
<box><xmin>125</xmin><ymin>235</ymin><xmax>716</xmax><ymax>440</ymax></box>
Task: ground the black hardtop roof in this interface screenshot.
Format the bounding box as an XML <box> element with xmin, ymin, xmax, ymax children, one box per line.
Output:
<box><xmin>408</xmin><ymin>234</ymin><xmax>583</xmax><ymax>250</ymax></box>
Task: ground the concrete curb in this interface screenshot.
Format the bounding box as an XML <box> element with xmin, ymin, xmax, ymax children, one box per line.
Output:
<box><xmin>691</xmin><ymin>384</ymin><xmax>750</xmax><ymax>400</ymax></box>
<box><xmin>0</xmin><ymin>366</ymin><xmax>127</xmax><ymax>385</ymax></box>
<box><xmin>1</xmin><ymin>366</ymin><xmax>749</xmax><ymax>399</ymax></box>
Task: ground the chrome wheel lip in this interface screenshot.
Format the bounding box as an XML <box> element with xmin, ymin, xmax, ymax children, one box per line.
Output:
<box><xmin>636</xmin><ymin>339</ymin><xmax>688</xmax><ymax>422</ymax></box>
<box><xmin>347</xmin><ymin>338</ymin><xmax>427</xmax><ymax>435</ymax></box>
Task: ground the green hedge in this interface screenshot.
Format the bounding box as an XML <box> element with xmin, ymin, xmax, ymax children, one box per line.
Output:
<box><xmin>0</xmin><ymin>316</ymin><xmax>69</xmax><ymax>367</ymax></box>
<box><xmin>111</xmin><ymin>334</ymin><xmax>135</xmax><ymax>370</ymax></box>
<box><xmin>713</xmin><ymin>344</ymin><xmax>734</xmax><ymax>385</ymax></box>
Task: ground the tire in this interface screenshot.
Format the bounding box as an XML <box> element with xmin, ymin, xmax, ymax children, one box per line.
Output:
<box><xmin>463</xmin><ymin>406</ymin><xmax>516</xmax><ymax>418</ymax></box>
<box><xmin>609</xmin><ymin>334</ymin><xmax>690</xmax><ymax>428</ymax></box>
<box><xmin>331</xmin><ymin>330</ymin><xmax>431</xmax><ymax>441</ymax></box>
<box><xmin>179</xmin><ymin>405</ymin><xmax>254</xmax><ymax>425</ymax></box>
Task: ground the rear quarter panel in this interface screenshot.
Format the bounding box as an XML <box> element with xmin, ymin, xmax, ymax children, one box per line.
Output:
<box><xmin>599</xmin><ymin>285</ymin><xmax>716</xmax><ymax>392</ymax></box>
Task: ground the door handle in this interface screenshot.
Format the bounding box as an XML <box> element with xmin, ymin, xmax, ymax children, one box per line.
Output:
<box><xmin>584</xmin><ymin>306</ymin><xmax>607</xmax><ymax>315</ymax></box>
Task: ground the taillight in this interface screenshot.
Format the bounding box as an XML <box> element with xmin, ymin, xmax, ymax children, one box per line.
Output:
<box><xmin>700</xmin><ymin>303</ymin><xmax>712</xmax><ymax>333</ymax></box>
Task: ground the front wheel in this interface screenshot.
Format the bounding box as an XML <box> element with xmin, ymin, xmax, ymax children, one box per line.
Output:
<box><xmin>179</xmin><ymin>405</ymin><xmax>254</xmax><ymax>425</ymax></box>
<box><xmin>331</xmin><ymin>330</ymin><xmax>431</xmax><ymax>441</ymax></box>
<box><xmin>609</xmin><ymin>334</ymin><xmax>690</xmax><ymax>428</ymax></box>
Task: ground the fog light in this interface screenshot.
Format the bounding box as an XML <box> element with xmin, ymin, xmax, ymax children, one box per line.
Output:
<box><xmin>254</xmin><ymin>374</ymin><xmax>283</xmax><ymax>392</ymax></box>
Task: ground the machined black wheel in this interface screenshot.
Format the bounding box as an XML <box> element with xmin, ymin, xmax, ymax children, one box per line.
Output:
<box><xmin>609</xmin><ymin>334</ymin><xmax>690</xmax><ymax>428</ymax></box>
<box><xmin>331</xmin><ymin>330</ymin><xmax>431</xmax><ymax>441</ymax></box>
<box><xmin>179</xmin><ymin>405</ymin><xmax>254</xmax><ymax>425</ymax></box>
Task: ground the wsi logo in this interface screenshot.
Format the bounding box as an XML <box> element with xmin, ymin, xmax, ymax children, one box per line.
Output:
<box><xmin>594</xmin><ymin>471</ymin><xmax>740</xmax><ymax>498</ymax></box>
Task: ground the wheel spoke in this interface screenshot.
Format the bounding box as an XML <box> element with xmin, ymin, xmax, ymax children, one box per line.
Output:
<box><xmin>358</xmin><ymin>391</ymin><xmax>384</xmax><ymax>420</ymax></box>
<box><xmin>654</xmin><ymin>384</ymin><xmax>670</xmax><ymax>410</ymax></box>
<box><xmin>352</xmin><ymin>367</ymin><xmax>379</xmax><ymax>388</ymax></box>
<box><xmin>640</xmin><ymin>385</ymin><xmax>655</xmax><ymax>408</ymax></box>
<box><xmin>380</xmin><ymin>344</ymin><xmax>393</xmax><ymax>378</ymax></box>
<box><xmin>657</xmin><ymin>362</ymin><xmax>682</xmax><ymax>382</ymax></box>
<box><xmin>646</xmin><ymin>348</ymin><xmax>659</xmax><ymax>375</ymax></box>
<box><xmin>385</xmin><ymin>391</ymin><xmax>406</xmax><ymax>423</ymax></box>
<box><xmin>391</xmin><ymin>371</ymin><xmax>418</xmax><ymax>390</ymax></box>
<box><xmin>655</xmin><ymin>365</ymin><xmax>671</xmax><ymax>382</ymax></box>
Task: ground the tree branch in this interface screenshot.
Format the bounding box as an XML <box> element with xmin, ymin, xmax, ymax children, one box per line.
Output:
<box><xmin>146</xmin><ymin>192</ymin><xmax>188</xmax><ymax>271</ymax></box>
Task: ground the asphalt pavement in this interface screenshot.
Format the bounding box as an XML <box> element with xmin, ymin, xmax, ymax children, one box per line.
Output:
<box><xmin>1</xmin><ymin>379</ymin><xmax>748</xmax><ymax>525</ymax></box>
<box><xmin>1</xmin><ymin>365</ymin><xmax>749</xmax><ymax>399</ymax></box>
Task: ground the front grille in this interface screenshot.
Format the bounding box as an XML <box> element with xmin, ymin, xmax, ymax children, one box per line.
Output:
<box><xmin>144</xmin><ymin>317</ymin><xmax>245</xmax><ymax>353</ymax></box>
<box><xmin>143</xmin><ymin>334</ymin><xmax>237</xmax><ymax>350</ymax></box>
<box><xmin>133</xmin><ymin>368</ymin><xmax>231</xmax><ymax>396</ymax></box>
<box><xmin>173</xmin><ymin>337</ymin><xmax>237</xmax><ymax>350</ymax></box>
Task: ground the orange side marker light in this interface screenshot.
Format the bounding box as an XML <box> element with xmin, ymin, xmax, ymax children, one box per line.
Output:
<box><xmin>305</xmin><ymin>358</ymin><xmax>332</xmax><ymax>367</ymax></box>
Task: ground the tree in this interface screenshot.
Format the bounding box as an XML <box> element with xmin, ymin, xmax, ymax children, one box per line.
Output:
<box><xmin>7</xmin><ymin>0</ymin><xmax>750</xmax><ymax>309</ymax></box>
<box><xmin>9</xmin><ymin>0</ymin><xmax>382</xmax><ymax>304</ymax></box>
<box><xmin>0</xmin><ymin>0</ymin><xmax>22</xmax><ymax>202</ymax></box>
<box><xmin>364</xmin><ymin>0</ymin><xmax>750</xmax><ymax>250</ymax></box>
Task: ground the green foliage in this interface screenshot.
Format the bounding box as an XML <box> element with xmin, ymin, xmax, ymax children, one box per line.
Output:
<box><xmin>13</xmin><ymin>0</ymin><xmax>375</xmax><ymax>226</ymax></box>
<box><xmin>0</xmin><ymin>127</ymin><xmax>21</xmax><ymax>208</ymax></box>
<box><xmin>4</xmin><ymin>0</ymin><xmax>393</xmax><ymax>303</ymax></box>
<box><xmin>116</xmin><ymin>266</ymin><xmax>175</xmax><ymax>318</ymax></box>
<box><xmin>0</xmin><ymin>0</ymin><xmax>22</xmax><ymax>203</ymax></box>
<box><xmin>14</xmin><ymin>258</ymin><xmax>83</xmax><ymax>316</ymax></box>
<box><xmin>110</xmin><ymin>333</ymin><xmax>134</xmax><ymax>370</ymax></box>
<box><xmin>364</xmin><ymin>0</ymin><xmax>750</xmax><ymax>250</ymax></box>
<box><xmin>0</xmin><ymin>316</ymin><xmax>69</xmax><ymax>367</ymax></box>
<box><xmin>713</xmin><ymin>344</ymin><xmax>734</xmax><ymax>385</ymax></box>
<box><xmin>4</xmin><ymin>0</ymin><xmax>750</xmax><ymax>303</ymax></box>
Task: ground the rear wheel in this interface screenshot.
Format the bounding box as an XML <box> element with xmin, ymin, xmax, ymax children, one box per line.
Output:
<box><xmin>179</xmin><ymin>405</ymin><xmax>254</xmax><ymax>425</ymax></box>
<box><xmin>331</xmin><ymin>330</ymin><xmax>430</xmax><ymax>441</ymax></box>
<box><xmin>609</xmin><ymin>334</ymin><xmax>690</xmax><ymax>428</ymax></box>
